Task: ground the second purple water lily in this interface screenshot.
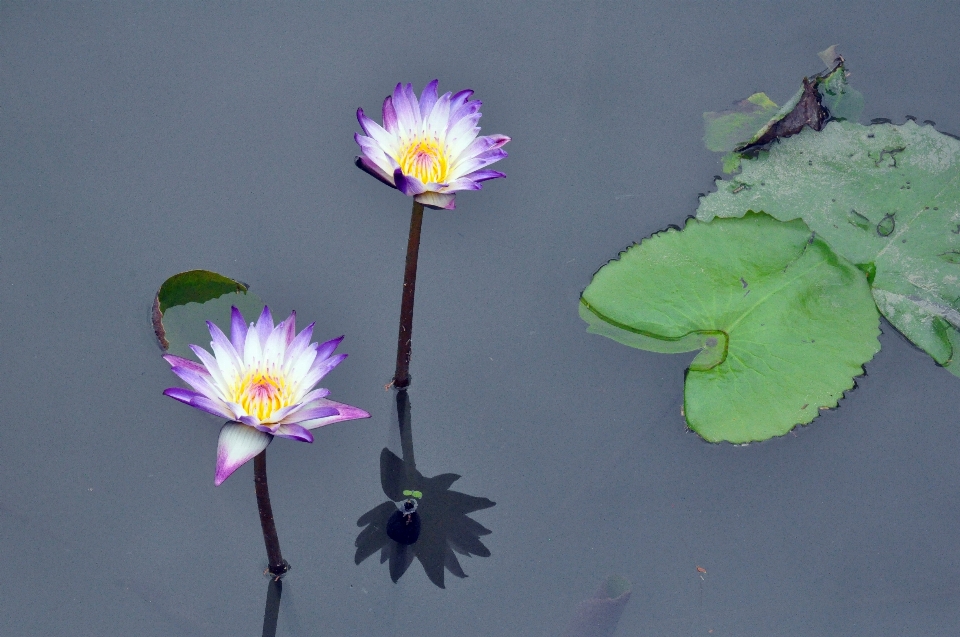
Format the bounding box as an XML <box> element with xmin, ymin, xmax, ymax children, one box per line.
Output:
<box><xmin>355</xmin><ymin>80</ymin><xmax>510</xmax><ymax>388</ymax></box>
<box><xmin>354</xmin><ymin>79</ymin><xmax>510</xmax><ymax>210</ymax></box>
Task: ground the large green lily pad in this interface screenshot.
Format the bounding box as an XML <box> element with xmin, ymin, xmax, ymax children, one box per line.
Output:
<box><xmin>580</xmin><ymin>213</ymin><xmax>880</xmax><ymax>443</ymax></box>
<box><xmin>697</xmin><ymin>120</ymin><xmax>960</xmax><ymax>374</ymax></box>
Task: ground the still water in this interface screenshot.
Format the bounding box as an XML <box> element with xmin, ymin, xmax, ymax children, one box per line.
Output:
<box><xmin>3</xmin><ymin>2</ymin><xmax>960</xmax><ymax>635</ymax></box>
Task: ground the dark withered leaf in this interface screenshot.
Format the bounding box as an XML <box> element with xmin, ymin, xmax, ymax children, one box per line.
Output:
<box><xmin>736</xmin><ymin>76</ymin><xmax>828</xmax><ymax>152</ymax></box>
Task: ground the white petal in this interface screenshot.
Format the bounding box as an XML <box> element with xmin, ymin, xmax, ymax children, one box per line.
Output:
<box><xmin>215</xmin><ymin>423</ymin><xmax>271</xmax><ymax>486</ymax></box>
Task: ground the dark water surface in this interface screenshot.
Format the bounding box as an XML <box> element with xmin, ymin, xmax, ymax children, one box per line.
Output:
<box><xmin>3</xmin><ymin>2</ymin><xmax>960</xmax><ymax>635</ymax></box>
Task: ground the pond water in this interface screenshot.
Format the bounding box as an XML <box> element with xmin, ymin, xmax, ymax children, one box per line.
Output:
<box><xmin>3</xmin><ymin>3</ymin><xmax>960</xmax><ymax>635</ymax></box>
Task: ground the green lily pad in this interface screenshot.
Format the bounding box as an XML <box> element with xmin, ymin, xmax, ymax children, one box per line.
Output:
<box><xmin>580</xmin><ymin>213</ymin><xmax>880</xmax><ymax>443</ymax></box>
<box><xmin>152</xmin><ymin>270</ymin><xmax>264</xmax><ymax>357</ymax></box>
<box><xmin>697</xmin><ymin>120</ymin><xmax>960</xmax><ymax>375</ymax></box>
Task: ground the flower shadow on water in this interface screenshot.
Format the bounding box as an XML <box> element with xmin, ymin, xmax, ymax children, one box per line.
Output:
<box><xmin>354</xmin><ymin>390</ymin><xmax>495</xmax><ymax>588</ymax></box>
<box><xmin>260</xmin><ymin>579</ymin><xmax>282</xmax><ymax>637</ymax></box>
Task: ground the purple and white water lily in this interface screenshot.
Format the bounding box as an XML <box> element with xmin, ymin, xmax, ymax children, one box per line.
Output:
<box><xmin>163</xmin><ymin>306</ymin><xmax>370</xmax><ymax>485</ymax></box>
<box><xmin>354</xmin><ymin>80</ymin><xmax>510</xmax><ymax>210</ymax></box>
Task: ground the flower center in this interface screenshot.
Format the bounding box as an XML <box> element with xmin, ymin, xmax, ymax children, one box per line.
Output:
<box><xmin>396</xmin><ymin>137</ymin><xmax>449</xmax><ymax>184</ymax></box>
<box><xmin>234</xmin><ymin>370</ymin><xmax>292</xmax><ymax>422</ymax></box>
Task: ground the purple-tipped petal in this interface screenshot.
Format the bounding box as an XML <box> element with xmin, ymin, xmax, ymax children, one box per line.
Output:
<box><xmin>230</xmin><ymin>306</ymin><xmax>248</xmax><ymax>356</ymax></box>
<box><xmin>278</xmin><ymin>311</ymin><xmax>297</xmax><ymax>347</ymax></box>
<box><xmin>315</xmin><ymin>335</ymin><xmax>344</xmax><ymax>361</ymax></box>
<box><xmin>355</xmin><ymin>156</ymin><xmax>397</xmax><ymax>188</ymax></box>
<box><xmin>187</xmin><ymin>344</ymin><xmax>230</xmax><ymax>393</ymax></box>
<box><xmin>446</xmin><ymin>114</ymin><xmax>482</xmax><ymax>149</ymax></box>
<box><xmin>284</xmin><ymin>321</ymin><xmax>316</xmax><ymax>366</ymax></box>
<box><xmin>255</xmin><ymin>306</ymin><xmax>274</xmax><ymax>347</ymax></box>
<box><xmin>207</xmin><ymin>321</ymin><xmax>242</xmax><ymax>379</ymax></box>
<box><xmin>299</xmin><ymin>399</ymin><xmax>371</xmax><ymax>429</ymax></box>
<box><xmin>272</xmin><ymin>423</ymin><xmax>314</xmax><ymax>442</ymax></box>
<box><xmin>286</xmin><ymin>342</ymin><xmax>318</xmax><ymax>385</ymax></box>
<box><xmin>162</xmin><ymin>354</ymin><xmax>208</xmax><ymax>375</ymax></box>
<box><xmin>238</xmin><ymin>414</ymin><xmax>262</xmax><ymax>428</ymax></box>
<box><xmin>440</xmin><ymin>177</ymin><xmax>483</xmax><ymax>192</ymax></box>
<box><xmin>269</xmin><ymin>404</ymin><xmax>302</xmax><ymax>423</ymax></box>
<box><xmin>354</xmin><ymin>132</ymin><xmax>391</xmax><ymax>165</ymax></box>
<box><xmin>167</xmin><ymin>364</ymin><xmax>219</xmax><ymax>398</ymax></box>
<box><xmin>296</xmin><ymin>387</ymin><xmax>331</xmax><ymax>405</ymax></box>
<box><xmin>392</xmin><ymin>83</ymin><xmax>419</xmax><ymax>136</ymax></box>
<box><xmin>464</xmin><ymin>169</ymin><xmax>507</xmax><ymax>183</ymax></box>
<box><xmin>163</xmin><ymin>387</ymin><xmax>235</xmax><ymax>420</ymax></box>
<box><xmin>457</xmin><ymin>134</ymin><xmax>510</xmax><ymax>163</ymax></box>
<box><xmin>356</xmin><ymin>106</ymin><xmax>376</xmax><ymax>136</ymax></box>
<box><xmin>416</xmin><ymin>192</ymin><xmax>456</xmax><ymax>209</ymax></box>
<box><xmin>302</xmin><ymin>353</ymin><xmax>347</xmax><ymax>388</ymax></box>
<box><xmin>424</xmin><ymin>90</ymin><xmax>453</xmax><ymax>137</ymax></box>
<box><xmin>382</xmin><ymin>95</ymin><xmax>398</xmax><ymax>133</ymax></box>
<box><xmin>215</xmin><ymin>423</ymin><xmax>271</xmax><ymax>486</ymax></box>
<box><xmin>163</xmin><ymin>386</ymin><xmax>205</xmax><ymax>405</ymax></box>
<box><xmin>394</xmin><ymin>169</ymin><xmax>427</xmax><ymax>196</ymax></box>
<box><xmin>356</xmin><ymin>113</ymin><xmax>399</xmax><ymax>156</ymax></box>
<box><xmin>277</xmin><ymin>405</ymin><xmax>339</xmax><ymax>425</ymax></box>
<box><xmin>263</xmin><ymin>317</ymin><xmax>291</xmax><ymax>365</ymax></box>
<box><xmin>449</xmin><ymin>89</ymin><xmax>475</xmax><ymax>114</ymax></box>
<box><xmin>453</xmin><ymin>149</ymin><xmax>509</xmax><ymax>177</ymax></box>
<box><xmin>419</xmin><ymin>79</ymin><xmax>439</xmax><ymax>118</ymax></box>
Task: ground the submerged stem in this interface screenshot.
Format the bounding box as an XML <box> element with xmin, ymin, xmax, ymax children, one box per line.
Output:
<box><xmin>393</xmin><ymin>200</ymin><xmax>425</xmax><ymax>389</ymax></box>
<box><xmin>254</xmin><ymin>449</ymin><xmax>290</xmax><ymax>578</ymax></box>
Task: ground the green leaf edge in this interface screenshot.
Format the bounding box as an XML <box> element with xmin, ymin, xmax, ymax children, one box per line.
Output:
<box><xmin>579</xmin><ymin>301</ymin><xmax>729</xmax><ymax>371</ymax></box>
<box><xmin>152</xmin><ymin>269</ymin><xmax>250</xmax><ymax>351</ymax></box>
<box><xmin>157</xmin><ymin>270</ymin><xmax>249</xmax><ymax>313</ymax></box>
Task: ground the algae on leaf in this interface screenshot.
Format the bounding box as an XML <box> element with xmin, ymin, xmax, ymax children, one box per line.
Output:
<box><xmin>581</xmin><ymin>213</ymin><xmax>880</xmax><ymax>443</ymax></box>
<box><xmin>697</xmin><ymin>120</ymin><xmax>960</xmax><ymax>374</ymax></box>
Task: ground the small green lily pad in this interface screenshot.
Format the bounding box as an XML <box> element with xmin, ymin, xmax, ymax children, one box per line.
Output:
<box><xmin>581</xmin><ymin>213</ymin><xmax>880</xmax><ymax>443</ymax></box>
<box><xmin>152</xmin><ymin>270</ymin><xmax>263</xmax><ymax>357</ymax></box>
<box><xmin>697</xmin><ymin>120</ymin><xmax>960</xmax><ymax>375</ymax></box>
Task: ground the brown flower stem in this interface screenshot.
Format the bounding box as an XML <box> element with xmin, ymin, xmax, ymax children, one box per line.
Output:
<box><xmin>254</xmin><ymin>449</ymin><xmax>290</xmax><ymax>578</ymax></box>
<box><xmin>393</xmin><ymin>200</ymin><xmax>425</xmax><ymax>389</ymax></box>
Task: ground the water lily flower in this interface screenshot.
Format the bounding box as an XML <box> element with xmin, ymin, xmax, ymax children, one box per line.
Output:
<box><xmin>163</xmin><ymin>306</ymin><xmax>370</xmax><ymax>485</ymax></box>
<box><xmin>354</xmin><ymin>80</ymin><xmax>510</xmax><ymax>210</ymax></box>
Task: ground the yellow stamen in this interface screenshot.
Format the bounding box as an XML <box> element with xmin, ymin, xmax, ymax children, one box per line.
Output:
<box><xmin>232</xmin><ymin>370</ymin><xmax>293</xmax><ymax>422</ymax></box>
<box><xmin>396</xmin><ymin>137</ymin><xmax>450</xmax><ymax>184</ymax></box>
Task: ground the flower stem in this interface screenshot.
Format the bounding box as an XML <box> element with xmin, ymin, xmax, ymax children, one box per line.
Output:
<box><xmin>393</xmin><ymin>200</ymin><xmax>425</xmax><ymax>389</ymax></box>
<box><xmin>254</xmin><ymin>449</ymin><xmax>290</xmax><ymax>578</ymax></box>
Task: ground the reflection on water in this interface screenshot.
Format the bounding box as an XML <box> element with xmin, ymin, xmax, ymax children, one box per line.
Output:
<box><xmin>355</xmin><ymin>390</ymin><xmax>495</xmax><ymax>588</ymax></box>
<box><xmin>561</xmin><ymin>575</ymin><xmax>632</xmax><ymax>637</ymax></box>
<box><xmin>261</xmin><ymin>579</ymin><xmax>281</xmax><ymax>637</ymax></box>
